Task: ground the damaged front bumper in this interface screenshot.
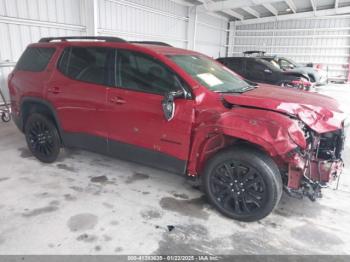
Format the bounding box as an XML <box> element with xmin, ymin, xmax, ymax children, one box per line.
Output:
<box><xmin>284</xmin><ymin>128</ymin><xmax>345</xmax><ymax>200</ymax></box>
<box><xmin>287</xmin><ymin>158</ymin><xmax>344</xmax><ymax>189</ymax></box>
<box><xmin>286</xmin><ymin>158</ymin><xmax>344</xmax><ymax>201</ymax></box>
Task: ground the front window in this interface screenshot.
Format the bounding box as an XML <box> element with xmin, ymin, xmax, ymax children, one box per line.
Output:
<box><xmin>270</xmin><ymin>60</ymin><xmax>281</xmax><ymax>69</ymax></box>
<box><xmin>258</xmin><ymin>58</ymin><xmax>279</xmax><ymax>71</ymax></box>
<box><xmin>279</xmin><ymin>59</ymin><xmax>296</xmax><ymax>69</ymax></box>
<box><xmin>168</xmin><ymin>55</ymin><xmax>253</xmax><ymax>93</ymax></box>
<box><xmin>116</xmin><ymin>50</ymin><xmax>183</xmax><ymax>95</ymax></box>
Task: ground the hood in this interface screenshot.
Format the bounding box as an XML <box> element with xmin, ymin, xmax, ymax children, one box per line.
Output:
<box><xmin>282</xmin><ymin>70</ymin><xmax>309</xmax><ymax>80</ymax></box>
<box><xmin>291</xmin><ymin>66</ymin><xmax>315</xmax><ymax>74</ymax></box>
<box><xmin>223</xmin><ymin>85</ymin><xmax>345</xmax><ymax>133</ymax></box>
<box><xmin>285</xmin><ymin>67</ymin><xmax>327</xmax><ymax>84</ymax></box>
<box><xmin>287</xmin><ymin>67</ymin><xmax>321</xmax><ymax>78</ymax></box>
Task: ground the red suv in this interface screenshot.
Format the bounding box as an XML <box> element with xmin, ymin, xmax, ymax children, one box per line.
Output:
<box><xmin>9</xmin><ymin>36</ymin><xmax>346</xmax><ymax>221</ymax></box>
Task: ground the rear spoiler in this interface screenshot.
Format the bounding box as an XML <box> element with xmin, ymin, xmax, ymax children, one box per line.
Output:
<box><xmin>243</xmin><ymin>51</ymin><xmax>266</xmax><ymax>57</ymax></box>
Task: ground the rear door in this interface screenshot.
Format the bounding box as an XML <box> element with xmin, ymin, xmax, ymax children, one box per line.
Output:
<box><xmin>246</xmin><ymin>60</ymin><xmax>265</xmax><ymax>82</ymax></box>
<box><xmin>106</xmin><ymin>49</ymin><xmax>194</xmax><ymax>174</ymax></box>
<box><xmin>46</xmin><ymin>46</ymin><xmax>114</xmax><ymax>152</ymax></box>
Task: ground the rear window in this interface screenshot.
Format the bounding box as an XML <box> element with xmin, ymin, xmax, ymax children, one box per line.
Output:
<box><xmin>16</xmin><ymin>47</ymin><xmax>55</xmax><ymax>72</ymax></box>
<box><xmin>228</xmin><ymin>58</ymin><xmax>242</xmax><ymax>68</ymax></box>
<box><xmin>58</xmin><ymin>47</ymin><xmax>114</xmax><ymax>85</ymax></box>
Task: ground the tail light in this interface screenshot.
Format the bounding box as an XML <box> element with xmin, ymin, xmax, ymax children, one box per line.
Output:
<box><xmin>290</xmin><ymin>79</ymin><xmax>312</xmax><ymax>87</ymax></box>
<box><xmin>315</xmin><ymin>64</ymin><xmax>323</xmax><ymax>70</ymax></box>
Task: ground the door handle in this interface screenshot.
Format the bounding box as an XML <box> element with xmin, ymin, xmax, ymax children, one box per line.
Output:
<box><xmin>48</xmin><ymin>86</ymin><xmax>61</xmax><ymax>94</ymax></box>
<box><xmin>110</xmin><ymin>96</ymin><xmax>126</xmax><ymax>105</ymax></box>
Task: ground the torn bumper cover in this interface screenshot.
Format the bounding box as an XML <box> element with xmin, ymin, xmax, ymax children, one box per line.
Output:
<box><xmin>287</xmin><ymin>158</ymin><xmax>344</xmax><ymax>189</ymax></box>
<box><xmin>285</xmin><ymin>127</ymin><xmax>345</xmax><ymax>198</ymax></box>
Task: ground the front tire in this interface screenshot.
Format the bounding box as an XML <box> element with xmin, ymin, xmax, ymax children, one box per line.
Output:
<box><xmin>25</xmin><ymin>113</ymin><xmax>61</xmax><ymax>163</ymax></box>
<box><xmin>203</xmin><ymin>147</ymin><xmax>282</xmax><ymax>222</ymax></box>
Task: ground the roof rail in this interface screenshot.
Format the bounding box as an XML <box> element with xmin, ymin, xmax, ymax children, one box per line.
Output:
<box><xmin>130</xmin><ymin>41</ymin><xmax>172</xmax><ymax>47</ymax></box>
<box><xmin>39</xmin><ymin>36</ymin><xmax>127</xmax><ymax>43</ymax></box>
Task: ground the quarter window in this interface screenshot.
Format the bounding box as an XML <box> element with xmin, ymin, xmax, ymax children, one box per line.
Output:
<box><xmin>116</xmin><ymin>50</ymin><xmax>181</xmax><ymax>95</ymax></box>
<box><xmin>16</xmin><ymin>47</ymin><xmax>55</xmax><ymax>72</ymax></box>
<box><xmin>58</xmin><ymin>47</ymin><xmax>114</xmax><ymax>85</ymax></box>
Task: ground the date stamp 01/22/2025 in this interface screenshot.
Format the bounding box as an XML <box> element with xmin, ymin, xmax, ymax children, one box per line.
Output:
<box><xmin>127</xmin><ymin>255</ymin><xmax>221</xmax><ymax>261</ymax></box>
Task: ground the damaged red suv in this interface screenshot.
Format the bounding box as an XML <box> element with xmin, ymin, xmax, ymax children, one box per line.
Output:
<box><xmin>9</xmin><ymin>36</ymin><xmax>347</xmax><ymax>221</ymax></box>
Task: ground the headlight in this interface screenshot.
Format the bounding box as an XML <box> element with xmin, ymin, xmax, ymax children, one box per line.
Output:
<box><xmin>287</xmin><ymin>120</ymin><xmax>310</xmax><ymax>149</ymax></box>
<box><xmin>288</xmin><ymin>128</ymin><xmax>307</xmax><ymax>149</ymax></box>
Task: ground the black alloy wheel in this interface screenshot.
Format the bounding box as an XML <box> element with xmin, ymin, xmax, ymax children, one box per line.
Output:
<box><xmin>211</xmin><ymin>160</ymin><xmax>268</xmax><ymax>215</ymax></box>
<box><xmin>203</xmin><ymin>147</ymin><xmax>282</xmax><ymax>222</ymax></box>
<box><xmin>25</xmin><ymin>113</ymin><xmax>61</xmax><ymax>163</ymax></box>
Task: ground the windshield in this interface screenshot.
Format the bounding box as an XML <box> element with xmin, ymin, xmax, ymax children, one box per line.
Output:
<box><xmin>168</xmin><ymin>55</ymin><xmax>253</xmax><ymax>93</ymax></box>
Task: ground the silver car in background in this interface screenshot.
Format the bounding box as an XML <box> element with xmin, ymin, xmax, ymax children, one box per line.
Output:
<box><xmin>260</xmin><ymin>54</ymin><xmax>328</xmax><ymax>86</ymax></box>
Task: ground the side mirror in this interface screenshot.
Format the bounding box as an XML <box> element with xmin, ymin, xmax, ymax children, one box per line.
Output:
<box><xmin>161</xmin><ymin>90</ymin><xmax>184</xmax><ymax>121</ymax></box>
<box><xmin>284</xmin><ymin>65</ymin><xmax>294</xmax><ymax>70</ymax></box>
<box><xmin>306</xmin><ymin>63</ymin><xmax>313</xmax><ymax>68</ymax></box>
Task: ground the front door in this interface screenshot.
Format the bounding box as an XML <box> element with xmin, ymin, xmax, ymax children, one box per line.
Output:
<box><xmin>107</xmin><ymin>49</ymin><xmax>194</xmax><ymax>174</ymax></box>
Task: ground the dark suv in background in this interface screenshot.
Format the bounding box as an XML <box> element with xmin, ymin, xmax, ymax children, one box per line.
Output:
<box><xmin>217</xmin><ymin>54</ymin><xmax>312</xmax><ymax>90</ymax></box>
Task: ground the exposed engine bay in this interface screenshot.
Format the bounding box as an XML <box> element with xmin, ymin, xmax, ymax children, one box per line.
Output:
<box><xmin>286</xmin><ymin>124</ymin><xmax>345</xmax><ymax>201</ymax></box>
<box><xmin>219</xmin><ymin>86</ymin><xmax>347</xmax><ymax>202</ymax></box>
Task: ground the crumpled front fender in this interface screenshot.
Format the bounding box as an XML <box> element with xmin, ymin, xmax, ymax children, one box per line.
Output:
<box><xmin>188</xmin><ymin>107</ymin><xmax>306</xmax><ymax>175</ymax></box>
<box><xmin>219</xmin><ymin>108</ymin><xmax>306</xmax><ymax>156</ymax></box>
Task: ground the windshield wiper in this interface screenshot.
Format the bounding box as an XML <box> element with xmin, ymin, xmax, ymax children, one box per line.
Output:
<box><xmin>216</xmin><ymin>85</ymin><xmax>257</xmax><ymax>94</ymax></box>
<box><xmin>239</xmin><ymin>85</ymin><xmax>257</xmax><ymax>92</ymax></box>
<box><xmin>243</xmin><ymin>79</ymin><xmax>258</xmax><ymax>87</ymax></box>
<box><xmin>215</xmin><ymin>90</ymin><xmax>243</xmax><ymax>94</ymax></box>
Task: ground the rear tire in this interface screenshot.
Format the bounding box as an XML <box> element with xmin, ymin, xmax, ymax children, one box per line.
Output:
<box><xmin>24</xmin><ymin>113</ymin><xmax>61</xmax><ymax>163</ymax></box>
<box><xmin>203</xmin><ymin>147</ymin><xmax>282</xmax><ymax>222</ymax></box>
